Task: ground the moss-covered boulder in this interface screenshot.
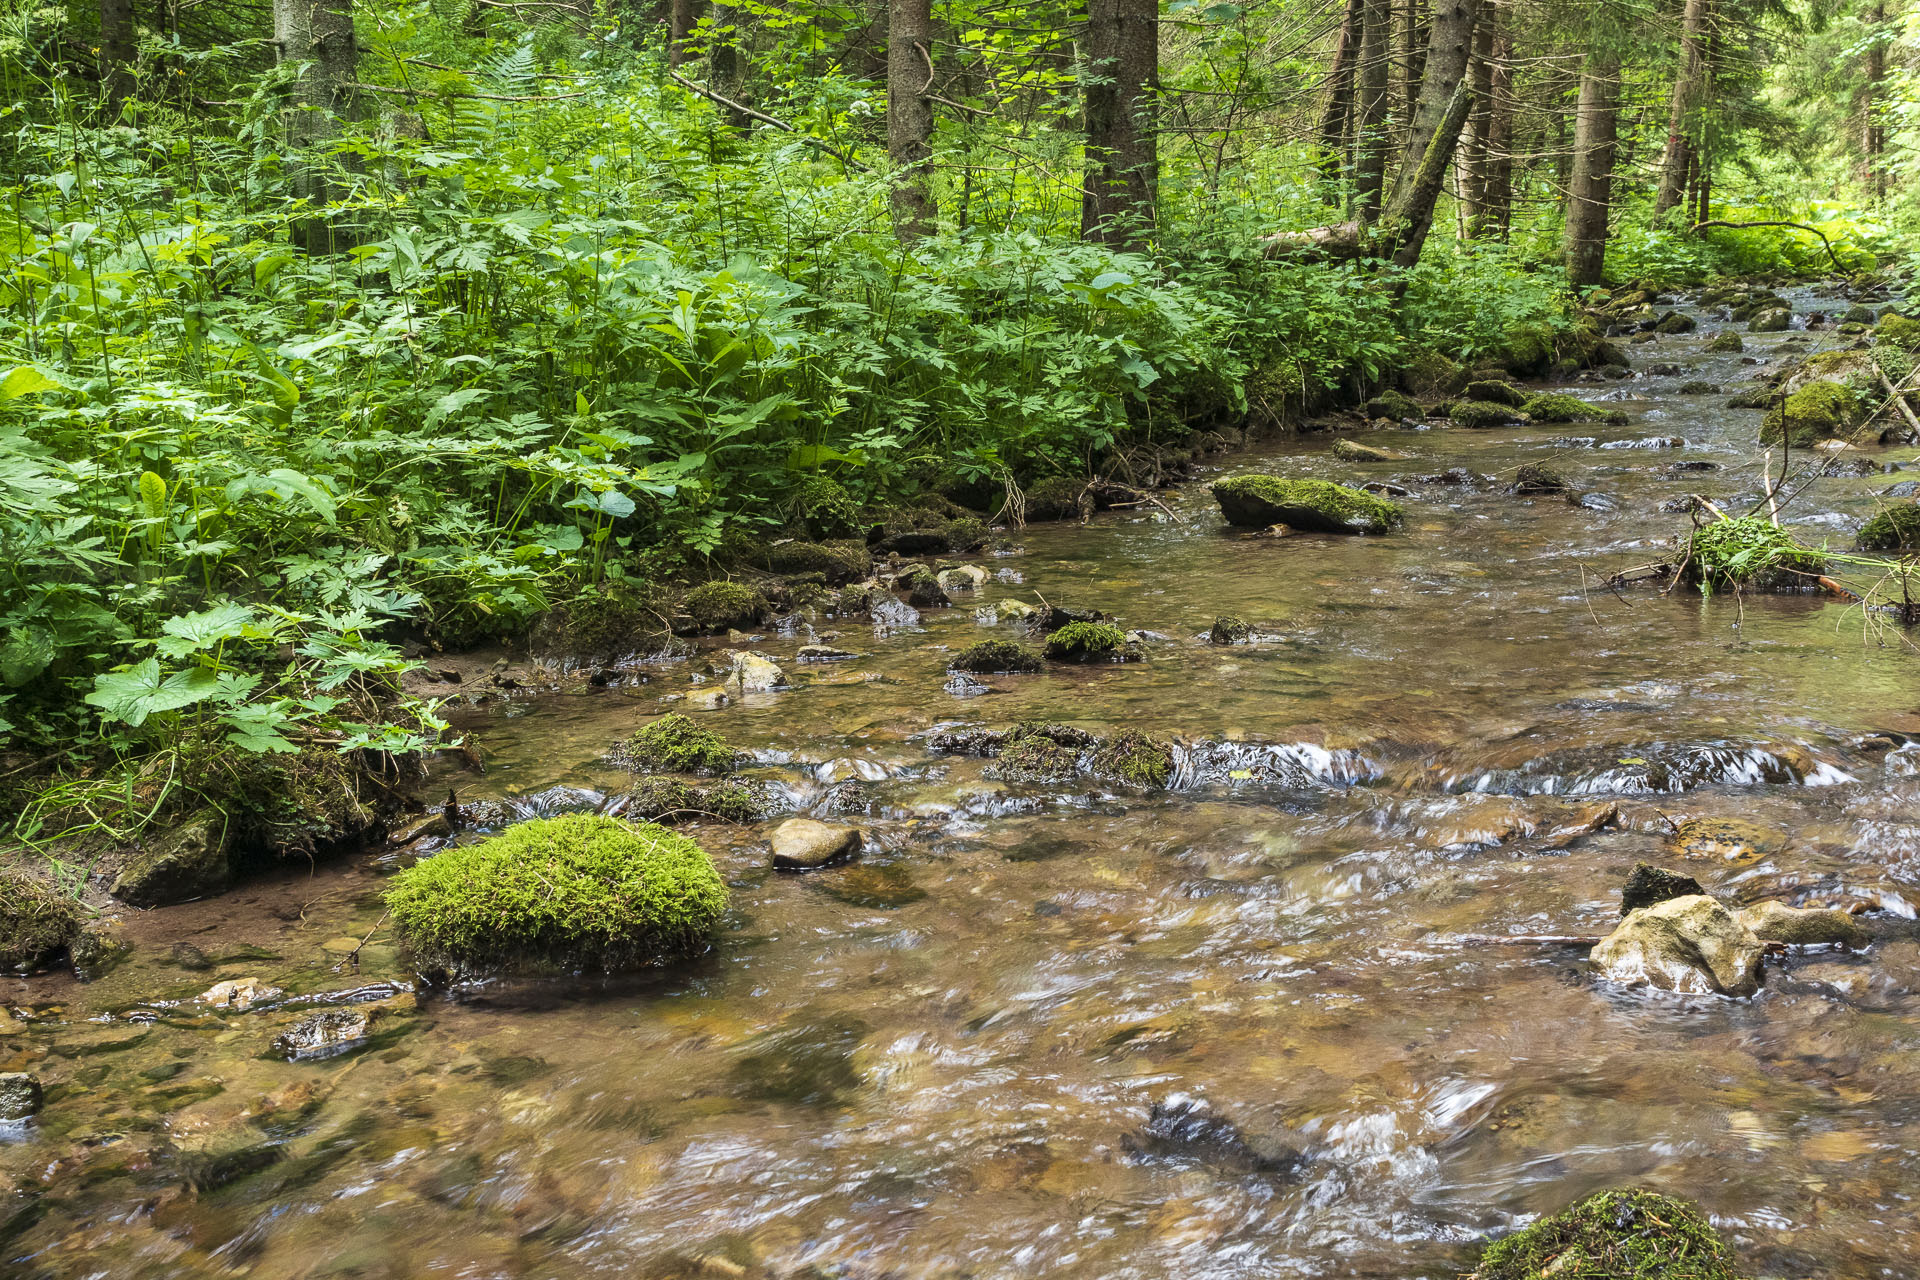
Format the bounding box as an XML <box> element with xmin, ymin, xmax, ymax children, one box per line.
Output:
<box><xmin>1497</xmin><ymin>320</ymin><xmax>1556</xmax><ymax>377</ymax></box>
<box><xmin>623</xmin><ymin>777</ymin><xmax>766</xmax><ymax>824</ymax></box>
<box><xmin>1858</xmin><ymin>503</ymin><xmax>1920</xmax><ymax>550</ymax></box>
<box><xmin>1654</xmin><ymin>311</ymin><xmax>1697</xmax><ymax>334</ymax></box>
<box><xmin>618</xmin><ymin>713</ymin><xmax>738</xmax><ymax>774</ymax></box>
<box><xmin>1091</xmin><ymin>732</ymin><xmax>1174</xmax><ymax>787</ymax></box>
<box><xmin>762</xmin><ymin>539</ymin><xmax>871</xmax><ymax>585</ymax></box>
<box><xmin>1520</xmin><ymin>393</ymin><xmax>1620</xmax><ymax>425</ymax></box>
<box><xmin>1</xmin><ymin>866</ymin><xmax>82</xmax><ymax>972</ymax></box>
<box><xmin>1748</xmin><ymin>307</ymin><xmax>1792</xmax><ymax>333</ymax></box>
<box><xmin>1024</xmin><ymin>475</ymin><xmax>1091</xmax><ymax>522</ymax></box>
<box><xmin>110</xmin><ymin>810</ymin><xmax>231</xmax><ymax>907</ymax></box>
<box><xmin>985</xmin><ymin>724</ymin><xmax>1089</xmax><ymax>782</ymax></box>
<box><xmin>1468</xmin><ymin>1188</ymin><xmax>1744</xmax><ymax>1280</ymax></box>
<box><xmin>1402</xmin><ymin>349</ymin><xmax>1467</xmax><ymax>397</ymax></box>
<box><xmin>386</xmin><ymin>814</ymin><xmax>728</xmax><ymax>977</ymax></box>
<box><xmin>1210</xmin><ymin>475</ymin><xmax>1404</xmax><ymax>534</ymax></box>
<box><xmin>1685</xmin><ymin>516</ymin><xmax>1825</xmax><ymax>591</ymax></box>
<box><xmin>1363</xmin><ymin>389</ymin><xmax>1422</xmax><ymax>420</ymax></box>
<box><xmin>1704</xmin><ymin>330</ymin><xmax>1744</xmax><ymax>353</ymax></box>
<box><xmin>684</xmin><ymin>581</ymin><xmax>769</xmax><ymax>632</ymax></box>
<box><xmin>1758</xmin><ymin>380</ymin><xmax>1859</xmax><ymax>446</ymax></box>
<box><xmin>1675</xmin><ymin>381</ymin><xmax>1717</xmax><ymax>396</ymax></box>
<box><xmin>1877</xmin><ymin>311</ymin><xmax>1920</xmax><ymax>352</ymax></box>
<box><xmin>950</xmin><ymin>640</ymin><xmax>1044</xmax><ymax>674</ymax></box>
<box><xmin>1209</xmin><ymin>616</ymin><xmax>1252</xmax><ymax>645</ymax></box>
<box><xmin>1464</xmin><ymin>379</ymin><xmax>1527</xmax><ymax>408</ymax></box>
<box><xmin>871</xmin><ymin>496</ymin><xmax>990</xmax><ymax>554</ymax></box>
<box><xmin>788</xmin><ymin>474</ymin><xmax>863</xmax><ymax>540</ymax></box>
<box><xmin>1043</xmin><ymin>621</ymin><xmax>1129</xmax><ymax>663</ymax></box>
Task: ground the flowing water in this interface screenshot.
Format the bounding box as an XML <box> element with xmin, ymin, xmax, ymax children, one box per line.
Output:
<box><xmin>9</xmin><ymin>288</ymin><xmax>1920</xmax><ymax>1279</ymax></box>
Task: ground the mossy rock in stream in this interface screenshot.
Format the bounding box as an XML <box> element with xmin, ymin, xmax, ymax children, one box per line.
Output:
<box><xmin>1450</xmin><ymin>399</ymin><xmax>1525</xmax><ymax>429</ymax></box>
<box><xmin>760</xmin><ymin>539</ymin><xmax>871</xmax><ymax>585</ymax></box>
<box><xmin>1210</xmin><ymin>475</ymin><xmax>1404</xmax><ymax>534</ymax></box>
<box><xmin>1496</xmin><ymin>320</ymin><xmax>1556</xmax><ymax>377</ymax></box>
<box><xmin>1364</xmin><ymin>388</ymin><xmax>1422</xmax><ymax>420</ymax></box>
<box><xmin>386</xmin><ymin>814</ymin><xmax>728</xmax><ymax>978</ymax></box>
<box><xmin>950</xmin><ymin>640</ymin><xmax>1044</xmax><ymax>674</ymax></box>
<box><xmin>1466</xmin><ymin>1187</ymin><xmax>1745</xmax><ymax>1280</ymax></box>
<box><xmin>1462</xmin><ymin>379</ymin><xmax>1526</xmax><ymax>408</ymax></box>
<box><xmin>683</xmin><ymin>581</ymin><xmax>769</xmax><ymax>632</ymax></box>
<box><xmin>1704</xmin><ymin>330</ymin><xmax>1744</xmax><ymax>353</ymax></box>
<box><xmin>1521</xmin><ymin>393</ymin><xmax>1624</xmax><ymax>425</ymax></box>
<box><xmin>1748</xmin><ymin>308</ymin><xmax>1792</xmax><ymax>333</ymax></box>
<box><xmin>1876</xmin><ymin>311</ymin><xmax>1920</xmax><ymax>352</ymax></box>
<box><xmin>617</xmin><ymin>713</ymin><xmax>739</xmax><ymax>774</ymax></box>
<box><xmin>1758</xmin><ymin>380</ymin><xmax>1860</xmax><ymax>447</ymax></box>
<box><xmin>1090</xmin><ymin>731</ymin><xmax>1174</xmax><ymax>787</ymax></box>
<box><xmin>1684</xmin><ymin>516</ymin><xmax>1825</xmax><ymax>592</ymax></box>
<box><xmin>1402</xmin><ymin>350</ymin><xmax>1467</xmax><ymax>397</ymax></box>
<box><xmin>0</xmin><ymin>865</ymin><xmax>81</xmax><ymax>972</ymax></box>
<box><xmin>623</xmin><ymin>777</ymin><xmax>768</xmax><ymax>824</ymax></box>
<box><xmin>1858</xmin><ymin>503</ymin><xmax>1920</xmax><ymax>550</ymax></box>
<box><xmin>1024</xmin><ymin>474</ymin><xmax>1092</xmax><ymax>522</ymax></box>
<box><xmin>1043</xmin><ymin>621</ymin><xmax>1129</xmax><ymax>663</ymax></box>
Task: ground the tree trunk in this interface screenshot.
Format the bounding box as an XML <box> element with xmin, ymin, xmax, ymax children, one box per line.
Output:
<box><xmin>1354</xmin><ymin>0</ymin><xmax>1391</xmax><ymax>217</ymax></box>
<box><xmin>1459</xmin><ymin>0</ymin><xmax>1494</xmax><ymax>234</ymax></box>
<box><xmin>1652</xmin><ymin>0</ymin><xmax>1709</xmax><ymax>218</ymax></box>
<box><xmin>1381</xmin><ymin>78</ymin><xmax>1474</xmax><ymax>267</ymax></box>
<box><xmin>1562</xmin><ymin>50</ymin><xmax>1619</xmax><ymax>287</ymax></box>
<box><xmin>1865</xmin><ymin>1</ymin><xmax>1886</xmax><ymax>200</ymax></box>
<box><xmin>100</xmin><ymin>0</ymin><xmax>136</xmax><ymax>107</ymax></box>
<box><xmin>1399</xmin><ymin>0</ymin><xmax>1426</xmax><ymax>149</ymax></box>
<box><xmin>669</xmin><ymin>0</ymin><xmax>697</xmax><ymax>66</ymax></box>
<box><xmin>1081</xmin><ymin>0</ymin><xmax>1158</xmax><ymax>248</ymax></box>
<box><xmin>1384</xmin><ymin>0</ymin><xmax>1477</xmax><ymax>216</ymax></box>
<box><xmin>1316</xmin><ymin>0</ymin><xmax>1362</xmax><ymax>183</ymax></box>
<box><xmin>888</xmin><ymin>0</ymin><xmax>935</xmax><ymax>239</ymax></box>
<box><xmin>1482</xmin><ymin>22</ymin><xmax>1512</xmax><ymax>238</ymax></box>
<box><xmin>274</xmin><ymin>0</ymin><xmax>359</xmax><ymax>256</ymax></box>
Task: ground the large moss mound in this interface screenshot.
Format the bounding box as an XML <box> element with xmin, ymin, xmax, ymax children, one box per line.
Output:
<box><xmin>1522</xmin><ymin>393</ymin><xmax>1622</xmax><ymax>425</ymax></box>
<box><xmin>620</xmin><ymin>713</ymin><xmax>738</xmax><ymax>774</ymax></box>
<box><xmin>1468</xmin><ymin>1188</ymin><xmax>1745</xmax><ymax>1280</ymax></box>
<box><xmin>1210</xmin><ymin>475</ymin><xmax>1404</xmax><ymax>534</ymax></box>
<box><xmin>1877</xmin><ymin>311</ymin><xmax>1920</xmax><ymax>353</ymax></box>
<box><xmin>1043</xmin><ymin>621</ymin><xmax>1129</xmax><ymax>663</ymax></box>
<box><xmin>1858</xmin><ymin>503</ymin><xmax>1920</xmax><ymax>550</ymax></box>
<box><xmin>1759</xmin><ymin>380</ymin><xmax>1859</xmax><ymax>447</ymax></box>
<box><xmin>386</xmin><ymin>814</ymin><xmax>729</xmax><ymax>977</ymax></box>
<box><xmin>1</xmin><ymin>865</ymin><xmax>82</xmax><ymax>972</ymax></box>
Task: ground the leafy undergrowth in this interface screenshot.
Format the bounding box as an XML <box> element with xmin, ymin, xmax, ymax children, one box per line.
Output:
<box><xmin>1684</xmin><ymin>517</ymin><xmax>1826</xmax><ymax>592</ymax></box>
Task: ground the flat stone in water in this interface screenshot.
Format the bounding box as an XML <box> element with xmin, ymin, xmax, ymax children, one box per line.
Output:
<box><xmin>730</xmin><ymin>1015</ymin><xmax>869</xmax><ymax>1106</ymax></box>
<box><xmin>770</xmin><ymin>819</ymin><xmax>862</xmax><ymax>871</ymax></box>
<box><xmin>812</xmin><ymin>862</ymin><xmax>926</xmax><ymax>908</ymax></box>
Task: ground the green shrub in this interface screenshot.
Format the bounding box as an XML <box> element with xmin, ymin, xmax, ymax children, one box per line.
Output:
<box><xmin>385</xmin><ymin>814</ymin><xmax>729</xmax><ymax>976</ymax></box>
<box><xmin>1469</xmin><ymin>1188</ymin><xmax>1743</xmax><ymax>1280</ymax></box>
<box><xmin>684</xmin><ymin>581</ymin><xmax>769</xmax><ymax>631</ymax></box>
<box><xmin>620</xmin><ymin>714</ymin><xmax>738</xmax><ymax>774</ymax></box>
<box><xmin>1686</xmin><ymin>516</ymin><xmax>1825</xmax><ymax>591</ymax></box>
<box><xmin>1043</xmin><ymin>621</ymin><xmax>1129</xmax><ymax>663</ymax></box>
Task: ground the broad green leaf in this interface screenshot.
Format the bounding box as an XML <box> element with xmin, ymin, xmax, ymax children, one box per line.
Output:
<box><xmin>85</xmin><ymin>659</ymin><xmax>220</xmax><ymax>727</ymax></box>
<box><xmin>0</xmin><ymin>365</ymin><xmax>61</xmax><ymax>399</ymax></box>
<box><xmin>156</xmin><ymin>603</ymin><xmax>256</xmax><ymax>658</ymax></box>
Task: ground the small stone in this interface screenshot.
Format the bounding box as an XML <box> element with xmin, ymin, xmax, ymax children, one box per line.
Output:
<box><xmin>1330</xmin><ymin>439</ymin><xmax>1408</xmax><ymax>463</ymax></box>
<box><xmin>200</xmin><ymin>977</ymin><xmax>285</xmax><ymax>1010</ymax></box>
<box><xmin>389</xmin><ymin>812</ymin><xmax>451</xmax><ymax>845</ymax></box>
<box><xmin>937</xmin><ymin>565</ymin><xmax>989</xmax><ymax>593</ymax></box>
<box><xmin>944</xmin><ymin>672</ymin><xmax>990</xmax><ymax>697</ymax></box>
<box><xmin>0</xmin><ymin>1073</ymin><xmax>43</xmax><ymax>1121</ymax></box>
<box><xmin>1590</xmin><ymin>894</ymin><xmax>1766</xmax><ymax>997</ymax></box>
<box><xmin>1737</xmin><ymin>900</ymin><xmax>1868</xmax><ymax>948</ymax></box>
<box><xmin>271</xmin><ymin>1005</ymin><xmax>388</xmax><ymax>1061</ymax></box>
<box><xmin>770</xmin><ymin>819</ymin><xmax>862</xmax><ymax>871</ymax></box>
<box><xmin>1208</xmin><ymin>617</ymin><xmax>1252</xmax><ymax>646</ymax></box>
<box><xmin>997</xmin><ymin>601</ymin><xmax>1037</xmax><ymax>621</ymax></box>
<box><xmin>1621</xmin><ymin>863</ymin><xmax>1705</xmax><ymax>916</ymax></box>
<box><xmin>796</xmin><ymin>644</ymin><xmax>860</xmax><ymax>661</ymax></box>
<box><xmin>721</xmin><ymin>650</ymin><xmax>786</xmax><ymax>693</ymax></box>
<box><xmin>70</xmin><ymin>920</ymin><xmax>130</xmax><ymax>981</ymax></box>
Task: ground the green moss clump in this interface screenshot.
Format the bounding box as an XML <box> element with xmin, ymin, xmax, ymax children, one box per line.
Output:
<box><xmin>683</xmin><ymin>581</ymin><xmax>768</xmax><ymax>631</ymax></box>
<box><xmin>1520</xmin><ymin>392</ymin><xmax>1622</xmax><ymax>425</ymax></box>
<box><xmin>1704</xmin><ymin>331</ymin><xmax>1744</xmax><ymax>353</ymax></box>
<box><xmin>0</xmin><ymin>866</ymin><xmax>81</xmax><ymax>972</ymax></box>
<box><xmin>1876</xmin><ymin>311</ymin><xmax>1920</xmax><ymax>353</ymax></box>
<box><xmin>1451</xmin><ymin>399</ymin><xmax>1523</xmax><ymax>429</ymax></box>
<box><xmin>1748</xmin><ymin>308</ymin><xmax>1791</xmax><ymax>333</ymax></box>
<box><xmin>1498</xmin><ymin>320</ymin><xmax>1556</xmax><ymax>376</ymax></box>
<box><xmin>950</xmin><ymin>640</ymin><xmax>1044</xmax><ymax>673</ymax></box>
<box><xmin>621</xmin><ymin>713</ymin><xmax>738</xmax><ymax>774</ymax></box>
<box><xmin>1686</xmin><ymin>516</ymin><xmax>1825</xmax><ymax>591</ymax></box>
<box><xmin>1759</xmin><ymin>380</ymin><xmax>1859</xmax><ymax>447</ymax></box>
<box><xmin>1091</xmin><ymin>731</ymin><xmax>1174</xmax><ymax>787</ymax></box>
<box><xmin>1364</xmin><ymin>388</ymin><xmax>1422</xmax><ymax>420</ymax></box>
<box><xmin>1044</xmin><ymin>621</ymin><xmax>1129</xmax><ymax>663</ymax></box>
<box><xmin>1024</xmin><ymin>475</ymin><xmax>1090</xmax><ymax>522</ymax></box>
<box><xmin>385</xmin><ymin>814</ymin><xmax>728</xmax><ymax>977</ymax></box>
<box><xmin>789</xmin><ymin>474</ymin><xmax>863</xmax><ymax>539</ymax></box>
<box><xmin>1210</xmin><ymin>475</ymin><xmax>1405</xmax><ymax>534</ymax></box>
<box><xmin>1654</xmin><ymin>311</ymin><xmax>1697</xmax><ymax>334</ymax></box>
<box><xmin>983</xmin><ymin>723</ymin><xmax>1095</xmax><ymax>782</ymax></box>
<box><xmin>1403</xmin><ymin>350</ymin><xmax>1466</xmax><ymax>397</ymax></box>
<box><xmin>625</xmin><ymin>777</ymin><xmax>765</xmax><ymax>824</ymax></box>
<box><xmin>763</xmin><ymin>539</ymin><xmax>871</xmax><ymax>585</ymax></box>
<box><xmin>1464</xmin><ymin>379</ymin><xmax>1526</xmax><ymax>408</ymax></box>
<box><xmin>1468</xmin><ymin>1188</ymin><xmax>1744</xmax><ymax>1280</ymax></box>
<box><xmin>1858</xmin><ymin>503</ymin><xmax>1920</xmax><ymax>551</ymax></box>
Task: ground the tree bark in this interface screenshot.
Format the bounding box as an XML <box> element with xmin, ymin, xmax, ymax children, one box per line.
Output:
<box><xmin>100</xmin><ymin>0</ymin><xmax>137</xmax><ymax>107</ymax></box>
<box><xmin>1864</xmin><ymin>1</ymin><xmax>1886</xmax><ymax>201</ymax></box>
<box><xmin>1562</xmin><ymin>50</ymin><xmax>1619</xmax><ymax>287</ymax></box>
<box><xmin>1316</xmin><ymin>0</ymin><xmax>1361</xmax><ymax>183</ymax></box>
<box><xmin>1383</xmin><ymin>0</ymin><xmax>1477</xmax><ymax>222</ymax></box>
<box><xmin>1458</xmin><ymin>1</ymin><xmax>1493</xmax><ymax>233</ymax></box>
<box><xmin>1652</xmin><ymin>0</ymin><xmax>1710</xmax><ymax>218</ymax></box>
<box><xmin>1081</xmin><ymin>0</ymin><xmax>1158</xmax><ymax>248</ymax></box>
<box><xmin>1399</xmin><ymin>0</ymin><xmax>1426</xmax><ymax>149</ymax></box>
<box><xmin>669</xmin><ymin>0</ymin><xmax>698</xmax><ymax>67</ymax></box>
<box><xmin>1380</xmin><ymin>78</ymin><xmax>1473</xmax><ymax>267</ymax></box>
<box><xmin>1354</xmin><ymin>0</ymin><xmax>1391</xmax><ymax>216</ymax></box>
<box><xmin>1482</xmin><ymin>22</ymin><xmax>1512</xmax><ymax>238</ymax></box>
<box><xmin>887</xmin><ymin>0</ymin><xmax>935</xmax><ymax>239</ymax></box>
<box><xmin>274</xmin><ymin>0</ymin><xmax>359</xmax><ymax>255</ymax></box>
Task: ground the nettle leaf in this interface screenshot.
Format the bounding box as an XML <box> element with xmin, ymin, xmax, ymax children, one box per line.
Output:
<box><xmin>0</xmin><ymin>365</ymin><xmax>62</xmax><ymax>399</ymax></box>
<box><xmin>84</xmin><ymin>658</ymin><xmax>220</xmax><ymax>727</ymax></box>
<box><xmin>155</xmin><ymin>602</ymin><xmax>257</xmax><ymax>658</ymax></box>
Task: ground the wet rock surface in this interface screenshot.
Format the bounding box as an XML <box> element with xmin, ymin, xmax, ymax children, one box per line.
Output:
<box><xmin>1590</xmin><ymin>895</ymin><xmax>1766</xmax><ymax>997</ymax></box>
<box><xmin>770</xmin><ymin>819</ymin><xmax>863</xmax><ymax>870</ymax></box>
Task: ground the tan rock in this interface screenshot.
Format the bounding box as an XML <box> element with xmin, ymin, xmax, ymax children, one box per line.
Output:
<box><xmin>770</xmin><ymin>819</ymin><xmax>862</xmax><ymax>870</ymax></box>
<box><xmin>1590</xmin><ymin>894</ymin><xmax>1766</xmax><ymax>997</ymax></box>
<box><xmin>1736</xmin><ymin>900</ymin><xmax>1867</xmax><ymax>948</ymax></box>
<box><xmin>199</xmin><ymin>977</ymin><xmax>283</xmax><ymax>1009</ymax></box>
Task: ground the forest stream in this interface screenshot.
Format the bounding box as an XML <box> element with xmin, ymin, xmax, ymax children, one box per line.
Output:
<box><xmin>7</xmin><ymin>285</ymin><xmax>1920</xmax><ymax>1279</ymax></box>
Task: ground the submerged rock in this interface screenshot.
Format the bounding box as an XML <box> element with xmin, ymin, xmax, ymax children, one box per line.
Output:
<box><xmin>1620</xmin><ymin>863</ymin><xmax>1705</xmax><ymax>916</ymax></box>
<box><xmin>1669</xmin><ymin>816</ymin><xmax>1777</xmax><ymax>863</ymax></box>
<box><xmin>1590</xmin><ymin>894</ymin><xmax>1766</xmax><ymax>996</ymax></box>
<box><xmin>1210</xmin><ymin>475</ymin><xmax>1404</xmax><ymax>534</ymax></box>
<box><xmin>111</xmin><ymin>811</ymin><xmax>231</xmax><ymax>908</ymax></box>
<box><xmin>271</xmin><ymin>1004</ymin><xmax>393</xmax><ymax>1061</ymax></box>
<box><xmin>1209</xmin><ymin>616</ymin><xmax>1253</xmax><ymax>645</ymax></box>
<box><xmin>200</xmin><ymin>977</ymin><xmax>284</xmax><ymax>1009</ymax></box>
<box><xmin>1467</xmin><ymin>1187</ymin><xmax>1743</xmax><ymax>1280</ymax></box>
<box><xmin>944</xmin><ymin>672</ymin><xmax>990</xmax><ymax>697</ymax></box>
<box><xmin>770</xmin><ymin>819</ymin><xmax>862</xmax><ymax>871</ymax></box>
<box><xmin>1123</xmin><ymin>1096</ymin><xmax>1304</xmax><ymax>1177</ymax></box>
<box><xmin>0</xmin><ymin>1072</ymin><xmax>43</xmax><ymax>1121</ymax></box>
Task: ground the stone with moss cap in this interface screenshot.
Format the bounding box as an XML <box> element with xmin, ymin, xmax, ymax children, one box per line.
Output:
<box><xmin>1450</xmin><ymin>400</ymin><xmax>1525</xmax><ymax>429</ymax></box>
<box><xmin>1521</xmin><ymin>393</ymin><xmax>1624</xmax><ymax>425</ymax></box>
<box><xmin>1043</xmin><ymin>621</ymin><xmax>1129</xmax><ymax>663</ymax></box>
<box><xmin>624</xmin><ymin>777</ymin><xmax>766</xmax><ymax>824</ymax></box>
<box><xmin>1759</xmin><ymin>380</ymin><xmax>1860</xmax><ymax>447</ymax></box>
<box><xmin>618</xmin><ymin>713</ymin><xmax>738</xmax><ymax>775</ymax></box>
<box><xmin>683</xmin><ymin>581</ymin><xmax>769</xmax><ymax>632</ymax></box>
<box><xmin>1024</xmin><ymin>475</ymin><xmax>1091</xmax><ymax>522</ymax></box>
<box><xmin>1468</xmin><ymin>1187</ymin><xmax>1745</xmax><ymax>1280</ymax></box>
<box><xmin>950</xmin><ymin>640</ymin><xmax>1044</xmax><ymax>674</ymax></box>
<box><xmin>762</xmin><ymin>539</ymin><xmax>871</xmax><ymax>585</ymax></box>
<box><xmin>1705</xmin><ymin>330</ymin><xmax>1744</xmax><ymax>353</ymax></box>
<box><xmin>1</xmin><ymin>867</ymin><xmax>81</xmax><ymax>972</ymax></box>
<box><xmin>1857</xmin><ymin>504</ymin><xmax>1920</xmax><ymax>551</ymax></box>
<box><xmin>1210</xmin><ymin>475</ymin><xmax>1404</xmax><ymax>534</ymax></box>
<box><xmin>385</xmin><ymin>814</ymin><xmax>728</xmax><ymax>978</ymax></box>
<box><xmin>1876</xmin><ymin>311</ymin><xmax>1920</xmax><ymax>352</ymax></box>
<box><xmin>1091</xmin><ymin>732</ymin><xmax>1174</xmax><ymax>787</ymax></box>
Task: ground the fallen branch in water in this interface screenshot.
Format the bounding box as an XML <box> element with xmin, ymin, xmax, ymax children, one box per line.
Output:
<box><xmin>1873</xmin><ymin>366</ymin><xmax>1920</xmax><ymax>440</ymax></box>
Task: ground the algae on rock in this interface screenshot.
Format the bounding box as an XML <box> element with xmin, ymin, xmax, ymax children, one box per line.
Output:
<box><xmin>1210</xmin><ymin>475</ymin><xmax>1404</xmax><ymax>534</ymax></box>
<box><xmin>1468</xmin><ymin>1187</ymin><xmax>1745</xmax><ymax>1280</ymax></box>
<box><xmin>683</xmin><ymin>581</ymin><xmax>769</xmax><ymax>632</ymax></box>
<box><xmin>1758</xmin><ymin>380</ymin><xmax>1859</xmax><ymax>446</ymax></box>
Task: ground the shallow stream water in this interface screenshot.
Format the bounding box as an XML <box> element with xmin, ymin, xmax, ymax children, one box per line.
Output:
<box><xmin>9</xmin><ymin>287</ymin><xmax>1920</xmax><ymax>1279</ymax></box>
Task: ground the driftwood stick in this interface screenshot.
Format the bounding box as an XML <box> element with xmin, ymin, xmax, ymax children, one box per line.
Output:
<box><xmin>1692</xmin><ymin>220</ymin><xmax>1845</xmax><ymax>274</ymax></box>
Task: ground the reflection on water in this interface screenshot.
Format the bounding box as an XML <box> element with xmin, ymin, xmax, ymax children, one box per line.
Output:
<box><xmin>7</xmin><ymin>289</ymin><xmax>1920</xmax><ymax>1278</ymax></box>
